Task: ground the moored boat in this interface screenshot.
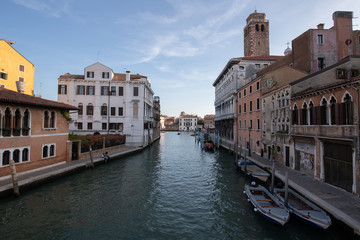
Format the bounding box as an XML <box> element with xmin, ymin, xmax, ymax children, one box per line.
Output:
<box><xmin>204</xmin><ymin>141</ymin><xmax>215</xmax><ymax>151</ymax></box>
<box><xmin>244</xmin><ymin>184</ymin><xmax>290</xmax><ymax>226</ymax></box>
<box><xmin>238</xmin><ymin>160</ymin><xmax>270</xmax><ymax>182</ymax></box>
<box><xmin>274</xmin><ymin>188</ymin><xmax>331</xmax><ymax>229</ymax></box>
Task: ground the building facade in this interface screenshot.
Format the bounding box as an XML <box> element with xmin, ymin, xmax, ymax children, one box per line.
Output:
<box><xmin>179</xmin><ymin>115</ymin><xmax>197</xmax><ymax>131</ymax></box>
<box><xmin>0</xmin><ymin>40</ymin><xmax>35</xmax><ymax>95</ymax></box>
<box><xmin>153</xmin><ymin>96</ymin><xmax>161</xmax><ymax>141</ymax></box>
<box><xmin>203</xmin><ymin>114</ymin><xmax>215</xmax><ymax>129</ymax></box>
<box><xmin>57</xmin><ymin>62</ymin><xmax>155</xmax><ymax>147</ymax></box>
<box><xmin>290</xmin><ymin>56</ymin><xmax>360</xmax><ymax>194</ymax></box>
<box><xmin>0</xmin><ymin>88</ymin><xmax>77</xmax><ymax>177</ymax></box>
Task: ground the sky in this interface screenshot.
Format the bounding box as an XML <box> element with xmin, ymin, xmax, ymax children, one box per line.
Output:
<box><xmin>2</xmin><ymin>0</ymin><xmax>360</xmax><ymax>117</ymax></box>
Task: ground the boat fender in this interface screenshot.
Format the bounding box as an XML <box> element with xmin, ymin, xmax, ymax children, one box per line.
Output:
<box><xmin>243</xmin><ymin>191</ymin><xmax>246</xmax><ymax>194</ymax></box>
<box><xmin>254</xmin><ymin>208</ymin><xmax>258</xmax><ymax>212</ymax></box>
<box><xmin>247</xmin><ymin>198</ymin><xmax>250</xmax><ymax>202</ymax></box>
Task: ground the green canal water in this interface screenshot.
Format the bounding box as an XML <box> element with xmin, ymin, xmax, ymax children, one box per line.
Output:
<box><xmin>0</xmin><ymin>132</ymin><xmax>354</xmax><ymax>239</ymax></box>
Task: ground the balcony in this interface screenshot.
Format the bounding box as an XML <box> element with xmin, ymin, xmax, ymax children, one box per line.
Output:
<box><xmin>291</xmin><ymin>125</ymin><xmax>356</xmax><ymax>138</ymax></box>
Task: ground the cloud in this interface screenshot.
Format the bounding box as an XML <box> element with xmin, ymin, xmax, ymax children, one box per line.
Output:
<box><xmin>130</xmin><ymin>0</ymin><xmax>249</xmax><ymax>63</ymax></box>
<box><xmin>11</xmin><ymin>0</ymin><xmax>71</xmax><ymax>17</ymax></box>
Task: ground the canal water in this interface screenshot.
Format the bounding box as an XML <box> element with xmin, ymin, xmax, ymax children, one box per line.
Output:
<box><xmin>0</xmin><ymin>132</ymin><xmax>353</xmax><ymax>239</ymax></box>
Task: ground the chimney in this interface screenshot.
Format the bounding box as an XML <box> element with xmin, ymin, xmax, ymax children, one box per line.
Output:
<box><xmin>317</xmin><ymin>23</ymin><xmax>324</xmax><ymax>29</ymax></box>
<box><xmin>126</xmin><ymin>71</ymin><xmax>130</xmax><ymax>81</ymax></box>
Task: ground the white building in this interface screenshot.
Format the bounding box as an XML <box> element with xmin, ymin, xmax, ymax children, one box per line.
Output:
<box><xmin>57</xmin><ymin>62</ymin><xmax>154</xmax><ymax>147</ymax></box>
<box><xmin>179</xmin><ymin>115</ymin><xmax>197</xmax><ymax>131</ymax></box>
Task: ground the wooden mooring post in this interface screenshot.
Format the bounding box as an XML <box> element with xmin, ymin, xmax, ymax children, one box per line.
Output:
<box><xmin>87</xmin><ymin>146</ymin><xmax>95</xmax><ymax>168</ymax></box>
<box><xmin>9</xmin><ymin>160</ymin><xmax>20</xmax><ymax>197</ymax></box>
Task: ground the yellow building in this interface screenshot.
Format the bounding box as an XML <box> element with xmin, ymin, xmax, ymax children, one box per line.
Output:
<box><xmin>0</xmin><ymin>39</ymin><xmax>35</xmax><ymax>95</ymax></box>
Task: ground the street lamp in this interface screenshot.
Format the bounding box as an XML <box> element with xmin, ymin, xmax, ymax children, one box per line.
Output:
<box><xmin>248</xmin><ymin>127</ymin><xmax>251</xmax><ymax>156</ymax></box>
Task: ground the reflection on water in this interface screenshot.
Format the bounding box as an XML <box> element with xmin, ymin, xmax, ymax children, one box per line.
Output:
<box><xmin>0</xmin><ymin>132</ymin><xmax>354</xmax><ymax>239</ymax></box>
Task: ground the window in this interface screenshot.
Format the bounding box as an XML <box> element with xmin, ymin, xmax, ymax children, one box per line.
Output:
<box><xmin>292</xmin><ymin>105</ymin><xmax>298</xmax><ymax>125</ymax></box>
<box><xmin>44</xmin><ymin>111</ymin><xmax>49</xmax><ymax>128</ymax></box>
<box><xmin>255</xmin><ymin>64</ymin><xmax>260</xmax><ymax>69</ymax></box>
<box><xmin>19</xmin><ymin>65</ymin><xmax>25</xmax><ymax>72</ymax></box>
<box><xmin>244</xmin><ymin>120</ymin><xmax>246</xmax><ymax>128</ymax></box>
<box><xmin>2</xmin><ymin>151</ymin><xmax>10</xmax><ymax>166</ymax></box>
<box><xmin>111</xmin><ymin>86</ymin><xmax>116</xmax><ymax>96</ymax></box>
<box><xmin>58</xmin><ymin>85</ymin><xmax>67</xmax><ymax>94</ymax></box>
<box><xmin>337</xmin><ymin>69</ymin><xmax>346</xmax><ymax>79</ymax></box>
<box><xmin>239</xmin><ymin>120</ymin><xmax>241</xmax><ymax>129</ymax></box>
<box><xmin>118</xmin><ymin>107</ymin><xmax>123</xmax><ymax>116</ymax></box>
<box><xmin>261</xmin><ymin>25</ymin><xmax>264</xmax><ymax>32</ymax></box>
<box><xmin>301</xmin><ymin>103</ymin><xmax>308</xmax><ymax>125</ymax></box>
<box><xmin>249</xmin><ymin>101</ymin><xmax>253</xmax><ymax>111</ymax></box>
<box><xmin>42</xmin><ymin>144</ymin><xmax>55</xmax><ymax>158</ymax></box>
<box><xmin>343</xmin><ymin>94</ymin><xmax>353</xmax><ymax>125</ymax></box>
<box><xmin>257</xmin><ymin>98</ymin><xmax>260</xmax><ymax>110</ymax></box>
<box><xmin>238</xmin><ymin>92</ymin><xmax>241</xmax><ymax>98</ymax></box>
<box><xmin>22</xmin><ymin>109</ymin><xmax>30</xmax><ymax>136</ymax></box>
<box><xmin>257</xmin><ymin>118</ymin><xmax>260</xmax><ymax>129</ymax></box>
<box><xmin>77</xmin><ymin>85</ymin><xmax>85</xmax><ymax>95</ymax></box>
<box><xmin>102</xmin><ymin>72</ymin><xmax>110</xmax><ymax>78</ymax></box>
<box><xmin>101</xmin><ymin>105</ymin><xmax>107</xmax><ymax>116</ymax></box>
<box><xmin>256</xmin><ymin>24</ymin><xmax>259</xmax><ymax>31</ymax></box>
<box><xmin>249</xmin><ymin>86</ymin><xmax>252</xmax><ymax>93</ymax></box>
<box><xmin>101</xmin><ymin>86</ymin><xmax>109</xmax><ymax>96</ymax></box>
<box><xmin>134</xmin><ymin>87</ymin><xmax>139</xmax><ymax>96</ymax></box>
<box><xmin>239</xmin><ymin>66</ymin><xmax>245</xmax><ymax>70</ymax></box>
<box><xmin>77</xmin><ymin>122</ymin><xmax>83</xmax><ymax>130</ymax></box>
<box><xmin>320</xmin><ymin>98</ymin><xmax>329</xmax><ymax>125</ymax></box>
<box><xmin>86</xmin><ymin>105</ymin><xmax>93</xmax><ymax>115</ymax></box>
<box><xmin>256</xmin><ymin>82</ymin><xmax>259</xmax><ymax>90</ymax></box>
<box><xmin>87</xmin><ymin>71</ymin><xmax>94</xmax><ymax>78</ymax></box>
<box><xmin>87</xmin><ymin>122</ymin><xmax>92</xmax><ymax>130</ymax></box>
<box><xmin>119</xmin><ymin>87</ymin><xmax>124</xmax><ymax>96</ymax></box>
<box><xmin>330</xmin><ymin>97</ymin><xmax>336</xmax><ymax>125</ymax></box>
<box><xmin>13</xmin><ymin>149</ymin><xmax>20</xmax><ymax>163</ymax></box>
<box><xmin>102</xmin><ymin>123</ymin><xmax>107</xmax><ymax>130</ymax></box>
<box><xmin>250</xmin><ymin>120</ymin><xmax>253</xmax><ymax>129</ymax></box>
<box><xmin>0</xmin><ymin>72</ymin><xmax>7</xmax><ymax>80</ymax></box>
<box><xmin>111</xmin><ymin>107</ymin><xmax>116</xmax><ymax>116</ymax></box>
<box><xmin>3</xmin><ymin>107</ymin><xmax>11</xmax><ymax>137</ymax></box>
<box><xmin>263</xmin><ymin>64</ymin><xmax>268</xmax><ymax>68</ymax></box>
<box><xmin>86</xmin><ymin>86</ymin><xmax>95</xmax><ymax>95</ymax></box>
<box><xmin>238</xmin><ymin>105</ymin><xmax>241</xmax><ymax>114</ymax></box>
<box><xmin>49</xmin><ymin>111</ymin><xmax>56</xmax><ymax>128</ymax></box>
<box><xmin>244</xmin><ymin>103</ymin><xmax>246</xmax><ymax>112</ymax></box>
<box><xmin>78</xmin><ymin>104</ymin><xmax>83</xmax><ymax>115</ymax></box>
<box><xmin>244</xmin><ymin>89</ymin><xmax>246</xmax><ymax>96</ymax></box>
<box><xmin>18</xmin><ymin>77</ymin><xmax>24</xmax><ymax>82</ymax></box>
<box><xmin>317</xmin><ymin>34</ymin><xmax>323</xmax><ymax>44</ymax></box>
<box><xmin>22</xmin><ymin>148</ymin><xmax>29</xmax><ymax>162</ymax></box>
<box><xmin>318</xmin><ymin>58</ymin><xmax>325</xmax><ymax>70</ymax></box>
<box><xmin>13</xmin><ymin>108</ymin><xmax>21</xmax><ymax>136</ymax></box>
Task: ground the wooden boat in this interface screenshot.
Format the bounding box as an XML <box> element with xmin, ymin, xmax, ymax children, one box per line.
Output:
<box><xmin>244</xmin><ymin>184</ymin><xmax>290</xmax><ymax>226</ymax></box>
<box><xmin>274</xmin><ymin>188</ymin><xmax>331</xmax><ymax>229</ymax></box>
<box><xmin>238</xmin><ymin>160</ymin><xmax>270</xmax><ymax>182</ymax></box>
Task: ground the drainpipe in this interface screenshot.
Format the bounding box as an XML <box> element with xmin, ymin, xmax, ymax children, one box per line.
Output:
<box><xmin>351</xmin><ymin>85</ymin><xmax>360</xmax><ymax>161</ymax></box>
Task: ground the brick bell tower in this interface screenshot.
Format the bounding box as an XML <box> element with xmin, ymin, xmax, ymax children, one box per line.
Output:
<box><xmin>244</xmin><ymin>11</ymin><xmax>269</xmax><ymax>56</ymax></box>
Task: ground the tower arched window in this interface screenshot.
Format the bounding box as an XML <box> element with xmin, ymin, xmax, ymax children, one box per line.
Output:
<box><xmin>256</xmin><ymin>24</ymin><xmax>259</xmax><ymax>31</ymax></box>
<box><xmin>261</xmin><ymin>24</ymin><xmax>264</xmax><ymax>31</ymax></box>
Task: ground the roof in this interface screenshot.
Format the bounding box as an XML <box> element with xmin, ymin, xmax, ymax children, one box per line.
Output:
<box><xmin>213</xmin><ymin>55</ymin><xmax>283</xmax><ymax>86</ymax></box>
<box><xmin>0</xmin><ymin>87</ymin><xmax>78</xmax><ymax>110</ymax></box>
<box><xmin>58</xmin><ymin>73</ymin><xmax>147</xmax><ymax>81</ymax></box>
<box><xmin>179</xmin><ymin>115</ymin><xmax>197</xmax><ymax>118</ymax></box>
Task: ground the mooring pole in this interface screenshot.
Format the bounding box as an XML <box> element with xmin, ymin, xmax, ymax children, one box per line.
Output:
<box><xmin>284</xmin><ymin>171</ymin><xmax>289</xmax><ymax>206</ymax></box>
<box><xmin>89</xmin><ymin>146</ymin><xmax>94</xmax><ymax>168</ymax></box>
<box><xmin>270</xmin><ymin>158</ymin><xmax>275</xmax><ymax>193</ymax></box>
<box><xmin>9</xmin><ymin>160</ymin><xmax>20</xmax><ymax>197</ymax></box>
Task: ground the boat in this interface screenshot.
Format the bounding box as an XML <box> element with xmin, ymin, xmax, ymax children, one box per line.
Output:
<box><xmin>238</xmin><ymin>160</ymin><xmax>270</xmax><ymax>182</ymax></box>
<box><xmin>204</xmin><ymin>141</ymin><xmax>215</xmax><ymax>151</ymax></box>
<box><xmin>274</xmin><ymin>188</ymin><xmax>331</xmax><ymax>229</ymax></box>
<box><xmin>244</xmin><ymin>184</ymin><xmax>290</xmax><ymax>226</ymax></box>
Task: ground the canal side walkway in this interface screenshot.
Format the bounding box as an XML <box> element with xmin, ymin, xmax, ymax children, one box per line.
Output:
<box><xmin>245</xmin><ymin>152</ymin><xmax>360</xmax><ymax>236</ymax></box>
<box><xmin>0</xmin><ymin>146</ymin><xmax>143</xmax><ymax>199</ymax></box>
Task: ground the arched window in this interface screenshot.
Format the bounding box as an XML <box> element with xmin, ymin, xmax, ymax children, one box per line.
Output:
<box><xmin>101</xmin><ymin>104</ymin><xmax>107</xmax><ymax>116</ymax></box>
<box><xmin>87</xmin><ymin>104</ymin><xmax>93</xmax><ymax>116</ymax></box>
<box><xmin>330</xmin><ymin>96</ymin><xmax>336</xmax><ymax>125</ymax></box>
<box><xmin>301</xmin><ymin>102</ymin><xmax>308</xmax><ymax>125</ymax></box>
<box><xmin>320</xmin><ymin>98</ymin><xmax>329</xmax><ymax>125</ymax></box>
<box><xmin>78</xmin><ymin>103</ymin><xmax>83</xmax><ymax>115</ymax></box>
<box><xmin>22</xmin><ymin>148</ymin><xmax>29</xmax><ymax>162</ymax></box>
<box><xmin>3</xmin><ymin>107</ymin><xmax>12</xmax><ymax>136</ymax></box>
<box><xmin>44</xmin><ymin>111</ymin><xmax>49</xmax><ymax>128</ymax></box>
<box><xmin>2</xmin><ymin>150</ymin><xmax>10</xmax><ymax>166</ymax></box>
<box><xmin>309</xmin><ymin>102</ymin><xmax>314</xmax><ymax>125</ymax></box>
<box><xmin>43</xmin><ymin>145</ymin><xmax>48</xmax><ymax>158</ymax></box>
<box><xmin>50</xmin><ymin>145</ymin><xmax>55</xmax><ymax>157</ymax></box>
<box><xmin>256</xmin><ymin>24</ymin><xmax>259</xmax><ymax>31</ymax></box>
<box><xmin>22</xmin><ymin>109</ymin><xmax>30</xmax><ymax>136</ymax></box>
<box><xmin>343</xmin><ymin>94</ymin><xmax>353</xmax><ymax>125</ymax></box>
<box><xmin>292</xmin><ymin>105</ymin><xmax>298</xmax><ymax>125</ymax></box>
<box><xmin>13</xmin><ymin>149</ymin><xmax>20</xmax><ymax>163</ymax></box>
<box><xmin>261</xmin><ymin>24</ymin><xmax>265</xmax><ymax>31</ymax></box>
<box><xmin>13</xmin><ymin>108</ymin><xmax>21</xmax><ymax>136</ymax></box>
<box><xmin>50</xmin><ymin>111</ymin><xmax>56</xmax><ymax>128</ymax></box>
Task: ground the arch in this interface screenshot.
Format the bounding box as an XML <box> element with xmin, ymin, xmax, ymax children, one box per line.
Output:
<box><xmin>342</xmin><ymin>91</ymin><xmax>353</xmax><ymax>102</ymax></box>
<box><xmin>320</xmin><ymin>98</ymin><xmax>329</xmax><ymax>125</ymax></box>
<box><xmin>3</xmin><ymin>107</ymin><xmax>12</xmax><ymax>136</ymax></box>
<box><xmin>343</xmin><ymin>93</ymin><xmax>354</xmax><ymax>125</ymax></box>
<box><xmin>2</xmin><ymin>150</ymin><xmax>10</xmax><ymax>166</ymax></box>
<box><xmin>22</xmin><ymin>109</ymin><xmax>30</xmax><ymax>136</ymax></box>
<box><xmin>301</xmin><ymin>102</ymin><xmax>308</xmax><ymax>125</ymax></box>
<box><xmin>13</xmin><ymin>108</ymin><xmax>21</xmax><ymax>136</ymax></box>
<box><xmin>261</xmin><ymin>24</ymin><xmax>265</xmax><ymax>31</ymax></box>
<box><xmin>256</xmin><ymin>24</ymin><xmax>259</xmax><ymax>31</ymax></box>
<box><xmin>44</xmin><ymin>110</ymin><xmax>49</xmax><ymax>128</ymax></box>
<box><xmin>43</xmin><ymin>145</ymin><xmax>48</xmax><ymax>158</ymax></box>
<box><xmin>13</xmin><ymin>149</ymin><xmax>20</xmax><ymax>163</ymax></box>
<box><xmin>22</xmin><ymin>148</ymin><xmax>29</xmax><ymax>162</ymax></box>
<box><xmin>86</xmin><ymin>104</ymin><xmax>93</xmax><ymax>115</ymax></box>
<box><xmin>329</xmin><ymin>96</ymin><xmax>337</xmax><ymax>125</ymax></box>
<box><xmin>50</xmin><ymin>111</ymin><xmax>56</xmax><ymax>128</ymax></box>
<box><xmin>309</xmin><ymin>101</ymin><xmax>314</xmax><ymax>125</ymax></box>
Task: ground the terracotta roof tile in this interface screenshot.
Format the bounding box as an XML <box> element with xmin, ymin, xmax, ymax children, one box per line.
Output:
<box><xmin>58</xmin><ymin>73</ymin><xmax>148</xmax><ymax>81</ymax></box>
<box><xmin>0</xmin><ymin>87</ymin><xmax>78</xmax><ymax>110</ymax></box>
